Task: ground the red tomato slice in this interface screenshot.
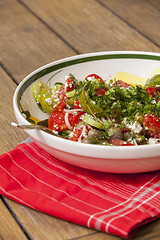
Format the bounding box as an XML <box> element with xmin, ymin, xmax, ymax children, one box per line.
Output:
<box><xmin>145</xmin><ymin>87</ymin><xmax>159</xmax><ymax>97</ymax></box>
<box><xmin>73</xmin><ymin>99</ymin><xmax>82</xmax><ymax>109</ymax></box>
<box><xmin>54</xmin><ymin>100</ymin><xmax>66</xmax><ymax>111</ymax></box>
<box><xmin>143</xmin><ymin>113</ymin><xmax>160</xmax><ymax>138</ymax></box>
<box><xmin>112</xmin><ymin>80</ymin><xmax>130</xmax><ymax>88</ymax></box>
<box><xmin>121</xmin><ymin>128</ymin><xmax>129</xmax><ymax>134</ymax></box>
<box><xmin>69</xmin><ymin>128</ymin><xmax>83</xmax><ymax>142</ymax></box>
<box><xmin>85</xmin><ymin>74</ymin><xmax>104</xmax><ymax>82</ymax></box>
<box><xmin>72</xmin><ymin>111</ymin><xmax>85</xmax><ymax>127</ymax></box>
<box><xmin>58</xmin><ymin>76</ymin><xmax>76</xmax><ymax>98</ymax></box>
<box><xmin>96</xmin><ymin>87</ymin><xmax>108</xmax><ymax>96</ymax></box>
<box><xmin>69</xmin><ymin>126</ymin><xmax>89</xmax><ymax>142</ymax></box>
<box><xmin>48</xmin><ymin>111</ymin><xmax>68</xmax><ymax>132</ymax></box>
<box><xmin>108</xmin><ymin>137</ymin><xmax>134</xmax><ymax>146</ymax></box>
<box><xmin>58</xmin><ymin>93</ymin><xmax>67</xmax><ymax>100</ymax></box>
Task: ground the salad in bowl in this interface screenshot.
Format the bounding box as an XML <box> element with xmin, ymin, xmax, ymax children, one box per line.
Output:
<box><xmin>31</xmin><ymin>72</ymin><xmax>160</xmax><ymax>146</ymax></box>
<box><xmin>13</xmin><ymin>51</ymin><xmax>160</xmax><ymax>173</ymax></box>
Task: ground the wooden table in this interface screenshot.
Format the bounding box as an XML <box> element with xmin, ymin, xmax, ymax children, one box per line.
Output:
<box><xmin>0</xmin><ymin>0</ymin><xmax>160</xmax><ymax>239</ymax></box>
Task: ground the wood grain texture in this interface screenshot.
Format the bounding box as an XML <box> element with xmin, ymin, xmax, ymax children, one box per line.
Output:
<box><xmin>21</xmin><ymin>0</ymin><xmax>160</xmax><ymax>53</ymax></box>
<box><xmin>0</xmin><ymin>0</ymin><xmax>160</xmax><ymax>239</ymax></box>
<box><xmin>0</xmin><ymin>0</ymin><xmax>75</xmax><ymax>83</ymax></box>
<box><xmin>1</xmin><ymin>69</ymin><xmax>160</xmax><ymax>240</ymax></box>
<box><xmin>72</xmin><ymin>218</ymin><xmax>160</xmax><ymax>240</ymax></box>
<box><xmin>0</xmin><ymin>67</ymin><xmax>28</xmax><ymax>154</ymax></box>
<box><xmin>0</xmin><ymin>67</ymin><xmax>96</xmax><ymax>240</ymax></box>
<box><xmin>98</xmin><ymin>0</ymin><xmax>160</xmax><ymax>47</ymax></box>
<box><xmin>3</xmin><ymin>198</ymin><xmax>97</xmax><ymax>240</ymax></box>
<box><xmin>0</xmin><ymin>198</ymin><xmax>28</xmax><ymax>240</ymax></box>
<box><xmin>147</xmin><ymin>0</ymin><xmax>160</xmax><ymax>11</ymax></box>
<box><xmin>0</xmin><ymin>0</ymin><xmax>159</xmax><ymax>83</ymax></box>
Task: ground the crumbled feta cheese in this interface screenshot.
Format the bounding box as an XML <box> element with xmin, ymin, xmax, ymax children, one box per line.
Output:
<box><xmin>65</xmin><ymin>75</ymin><xmax>70</xmax><ymax>80</ymax></box>
<box><xmin>91</xmin><ymin>99</ymin><xmax>95</xmax><ymax>104</ymax></box>
<box><xmin>45</xmin><ymin>98</ymin><xmax>52</xmax><ymax>105</ymax></box>
<box><xmin>127</xmin><ymin>121</ymin><xmax>142</xmax><ymax>133</ymax></box>
<box><xmin>132</xmin><ymin>139</ymin><xmax>138</xmax><ymax>145</ymax></box>
<box><xmin>87</xmin><ymin>76</ymin><xmax>95</xmax><ymax>81</ymax></box>
<box><xmin>78</xmin><ymin>126</ymin><xmax>88</xmax><ymax>142</ymax></box>
<box><xmin>151</xmin><ymin>100</ymin><xmax>156</xmax><ymax>104</ymax></box>
<box><xmin>148</xmin><ymin>138</ymin><xmax>159</xmax><ymax>144</ymax></box>
<box><xmin>52</xmin><ymin>130</ymin><xmax>59</xmax><ymax>135</ymax></box>
<box><xmin>123</xmin><ymin>118</ymin><xmax>142</xmax><ymax>134</ymax></box>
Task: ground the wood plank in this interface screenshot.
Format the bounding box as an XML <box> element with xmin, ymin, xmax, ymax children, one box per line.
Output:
<box><xmin>147</xmin><ymin>0</ymin><xmax>160</xmax><ymax>11</ymax></box>
<box><xmin>4</xmin><ymin>198</ymin><xmax>96</xmax><ymax>240</ymax></box>
<box><xmin>21</xmin><ymin>0</ymin><xmax>160</xmax><ymax>54</ymax></box>
<box><xmin>0</xmin><ymin>0</ymin><xmax>75</xmax><ymax>83</ymax></box>
<box><xmin>1</xmin><ymin>67</ymin><xmax>159</xmax><ymax>240</ymax></box>
<box><xmin>98</xmin><ymin>0</ymin><xmax>160</xmax><ymax>47</ymax></box>
<box><xmin>0</xmin><ymin>0</ymin><xmax>159</xmax><ymax>84</ymax></box>
<box><xmin>0</xmin><ymin>66</ymin><xmax>28</xmax><ymax>154</ymax></box>
<box><xmin>1</xmin><ymin>1</ymin><xmax>160</xmax><ymax>239</ymax></box>
<box><xmin>76</xmin><ymin>232</ymin><xmax>121</xmax><ymax>240</ymax></box>
<box><xmin>0</xmin><ymin>198</ymin><xmax>28</xmax><ymax>240</ymax></box>
<box><xmin>76</xmin><ymin>218</ymin><xmax>160</xmax><ymax>240</ymax></box>
<box><xmin>0</xmin><ymin>65</ymin><xmax>95</xmax><ymax>239</ymax></box>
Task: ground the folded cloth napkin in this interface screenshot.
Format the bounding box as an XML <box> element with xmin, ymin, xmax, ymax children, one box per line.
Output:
<box><xmin>0</xmin><ymin>141</ymin><xmax>160</xmax><ymax>239</ymax></box>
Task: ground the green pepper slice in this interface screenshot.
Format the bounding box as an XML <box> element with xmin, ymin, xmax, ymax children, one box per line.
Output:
<box><xmin>145</xmin><ymin>74</ymin><xmax>160</xmax><ymax>87</ymax></box>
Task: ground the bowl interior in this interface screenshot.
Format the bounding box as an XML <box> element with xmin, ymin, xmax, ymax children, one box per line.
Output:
<box><xmin>19</xmin><ymin>52</ymin><xmax>160</xmax><ymax>121</ymax></box>
<box><xmin>13</xmin><ymin>51</ymin><xmax>160</xmax><ymax>173</ymax></box>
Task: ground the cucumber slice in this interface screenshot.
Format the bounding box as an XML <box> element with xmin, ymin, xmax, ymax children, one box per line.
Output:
<box><xmin>83</xmin><ymin>114</ymin><xmax>104</xmax><ymax>129</ymax></box>
<box><xmin>66</xmin><ymin>99</ymin><xmax>74</xmax><ymax>108</ymax></box>
<box><xmin>145</xmin><ymin>74</ymin><xmax>160</xmax><ymax>87</ymax></box>
<box><xmin>40</xmin><ymin>88</ymin><xmax>54</xmax><ymax>113</ymax></box>
<box><xmin>65</xmin><ymin>89</ymin><xmax>76</xmax><ymax>98</ymax></box>
<box><xmin>32</xmin><ymin>81</ymin><xmax>51</xmax><ymax>103</ymax></box>
<box><xmin>52</xmin><ymin>83</ymin><xmax>63</xmax><ymax>93</ymax></box>
<box><xmin>78</xmin><ymin>91</ymin><xmax>104</xmax><ymax>117</ymax></box>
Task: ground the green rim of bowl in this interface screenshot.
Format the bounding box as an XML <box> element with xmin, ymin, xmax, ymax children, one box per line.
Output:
<box><xmin>18</xmin><ymin>53</ymin><xmax>160</xmax><ymax>98</ymax></box>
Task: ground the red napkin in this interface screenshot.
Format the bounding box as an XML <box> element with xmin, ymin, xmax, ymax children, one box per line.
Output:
<box><xmin>0</xmin><ymin>141</ymin><xmax>160</xmax><ymax>239</ymax></box>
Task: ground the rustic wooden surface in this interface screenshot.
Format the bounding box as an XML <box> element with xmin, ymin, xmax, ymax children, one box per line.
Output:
<box><xmin>0</xmin><ymin>0</ymin><xmax>160</xmax><ymax>239</ymax></box>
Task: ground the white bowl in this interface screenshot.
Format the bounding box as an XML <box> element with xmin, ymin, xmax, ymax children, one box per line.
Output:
<box><xmin>13</xmin><ymin>51</ymin><xmax>160</xmax><ymax>173</ymax></box>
